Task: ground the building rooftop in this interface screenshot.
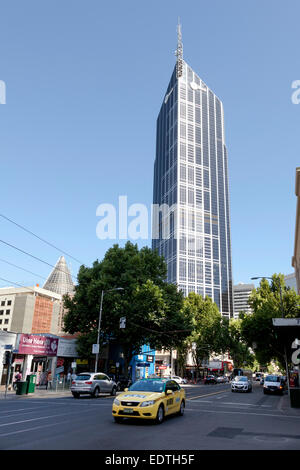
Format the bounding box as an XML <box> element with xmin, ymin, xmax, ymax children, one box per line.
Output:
<box><xmin>43</xmin><ymin>256</ymin><xmax>75</xmax><ymax>296</ymax></box>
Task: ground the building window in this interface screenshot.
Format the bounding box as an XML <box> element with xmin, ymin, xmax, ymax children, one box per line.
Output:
<box><xmin>0</xmin><ymin>319</ymin><xmax>2</xmax><ymax>324</ymax></box>
<box><xmin>1</xmin><ymin>301</ymin><xmax>5</xmax><ymax>306</ymax></box>
<box><xmin>6</xmin><ymin>310</ymin><xmax>10</xmax><ymax>315</ymax></box>
<box><xmin>4</xmin><ymin>319</ymin><xmax>9</xmax><ymax>324</ymax></box>
<box><xmin>7</xmin><ymin>300</ymin><xmax>12</xmax><ymax>306</ymax></box>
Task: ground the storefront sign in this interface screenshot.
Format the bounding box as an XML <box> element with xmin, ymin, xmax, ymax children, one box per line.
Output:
<box><xmin>146</xmin><ymin>355</ymin><xmax>154</xmax><ymax>363</ymax></box>
<box><xmin>57</xmin><ymin>338</ymin><xmax>78</xmax><ymax>357</ymax></box>
<box><xmin>18</xmin><ymin>334</ymin><xmax>58</xmax><ymax>356</ymax></box>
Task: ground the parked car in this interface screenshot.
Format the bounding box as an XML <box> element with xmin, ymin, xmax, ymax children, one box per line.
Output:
<box><xmin>231</xmin><ymin>376</ymin><xmax>252</xmax><ymax>393</ymax></box>
<box><xmin>71</xmin><ymin>372</ymin><xmax>117</xmax><ymax>398</ymax></box>
<box><xmin>204</xmin><ymin>375</ymin><xmax>217</xmax><ymax>384</ymax></box>
<box><xmin>263</xmin><ymin>375</ymin><xmax>285</xmax><ymax>395</ymax></box>
<box><xmin>112</xmin><ymin>378</ymin><xmax>186</xmax><ymax>424</ymax></box>
<box><xmin>108</xmin><ymin>374</ymin><xmax>132</xmax><ymax>392</ymax></box>
<box><xmin>166</xmin><ymin>375</ymin><xmax>187</xmax><ymax>385</ymax></box>
<box><xmin>254</xmin><ymin>372</ymin><xmax>263</xmax><ymax>381</ymax></box>
<box><xmin>216</xmin><ymin>376</ymin><xmax>229</xmax><ymax>383</ymax></box>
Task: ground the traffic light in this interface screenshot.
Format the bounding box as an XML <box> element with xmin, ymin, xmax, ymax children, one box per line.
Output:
<box><xmin>2</xmin><ymin>351</ymin><xmax>11</xmax><ymax>365</ymax></box>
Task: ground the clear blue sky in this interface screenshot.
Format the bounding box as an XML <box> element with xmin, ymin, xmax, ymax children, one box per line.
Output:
<box><xmin>0</xmin><ymin>0</ymin><xmax>299</xmax><ymax>289</ymax></box>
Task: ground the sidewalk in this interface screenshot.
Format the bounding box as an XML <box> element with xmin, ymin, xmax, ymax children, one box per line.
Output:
<box><xmin>0</xmin><ymin>385</ymin><xmax>72</xmax><ymax>400</ymax></box>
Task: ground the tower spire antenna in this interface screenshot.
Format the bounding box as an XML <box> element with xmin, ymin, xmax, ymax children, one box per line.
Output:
<box><xmin>176</xmin><ymin>18</ymin><xmax>183</xmax><ymax>78</ymax></box>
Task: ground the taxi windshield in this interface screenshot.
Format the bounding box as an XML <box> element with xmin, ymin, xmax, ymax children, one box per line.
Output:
<box><xmin>129</xmin><ymin>380</ymin><xmax>165</xmax><ymax>393</ymax></box>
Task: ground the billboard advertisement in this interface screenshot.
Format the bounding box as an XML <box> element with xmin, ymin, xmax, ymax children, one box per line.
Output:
<box><xmin>18</xmin><ymin>334</ymin><xmax>58</xmax><ymax>356</ymax></box>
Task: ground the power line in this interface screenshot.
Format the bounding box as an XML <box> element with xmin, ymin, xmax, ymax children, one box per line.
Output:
<box><xmin>0</xmin><ymin>277</ymin><xmax>44</xmax><ymax>292</ymax></box>
<box><xmin>0</xmin><ymin>213</ymin><xmax>84</xmax><ymax>264</ymax></box>
<box><xmin>0</xmin><ymin>258</ymin><xmax>47</xmax><ymax>280</ymax></box>
<box><xmin>0</xmin><ymin>239</ymin><xmax>77</xmax><ymax>281</ymax></box>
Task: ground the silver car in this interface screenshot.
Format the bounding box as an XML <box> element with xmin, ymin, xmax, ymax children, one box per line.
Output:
<box><xmin>71</xmin><ymin>372</ymin><xmax>117</xmax><ymax>398</ymax></box>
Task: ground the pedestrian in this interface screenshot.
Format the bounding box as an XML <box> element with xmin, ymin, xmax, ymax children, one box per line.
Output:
<box><xmin>13</xmin><ymin>371</ymin><xmax>22</xmax><ymax>391</ymax></box>
<box><xmin>67</xmin><ymin>371</ymin><xmax>71</xmax><ymax>384</ymax></box>
<box><xmin>46</xmin><ymin>371</ymin><xmax>52</xmax><ymax>390</ymax></box>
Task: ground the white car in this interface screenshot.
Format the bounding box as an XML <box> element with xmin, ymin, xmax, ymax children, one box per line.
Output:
<box><xmin>263</xmin><ymin>375</ymin><xmax>284</xmax><ymax>395</ymax></box>
<box><xmin>166</xmin><ymin>375</ymin><xmax>187</xmax><ymax>385</ymax></box>
<box><xmin>231</xmin><ymin>376</ymin><xmax>252</xmax><ymax>393</ymax></box>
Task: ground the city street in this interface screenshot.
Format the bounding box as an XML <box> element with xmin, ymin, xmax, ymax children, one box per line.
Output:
<box><xmin>0</xmin><ymin>382</ymin><xmax>300</xmax><ymax>450</ymax></box>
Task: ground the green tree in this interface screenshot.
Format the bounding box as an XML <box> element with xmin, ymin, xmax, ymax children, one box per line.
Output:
<box><xmin>240</xmin><ymin>274</ymin><xmax>300</xmax><ymax>370</ymax></box>
<box><xmin>63</xmin><ymin>242</ymin><xmax>192</xmax><ymax>372</ymax></box>
<box><xmin>226</xmin><ymin>318</ymin><xmax>255</xmax><ymax>369</ymax></box>
<box><xmin>182</xmin><ymin>292</ymin><xmax>224</xmax><ymax>377</ymax></box>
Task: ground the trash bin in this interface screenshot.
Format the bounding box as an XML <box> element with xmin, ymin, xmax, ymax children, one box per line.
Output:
<box><xmin>16</xmin><ymin>381</ymin><xmax>28</xmax><ymax>395</ymax></box>
<box><xmin>26</xmin><ymin>374</ymin><xmax>36</xmax><ymax>394</ymax></box>
<box><xmin>290</xmin><ymin>389</ymin><xmax>300</xmax><ymax>408</ymax></box>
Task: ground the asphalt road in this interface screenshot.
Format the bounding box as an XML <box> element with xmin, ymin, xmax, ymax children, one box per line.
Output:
<box><xmin>1</xmin><ymin>381</ymin><xmax>300</xmax><ymax>450</ymax></box>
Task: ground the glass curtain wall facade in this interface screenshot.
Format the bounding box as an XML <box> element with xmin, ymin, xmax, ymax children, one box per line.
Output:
<box><xmin>152</xmin><ymin>60</ymin><xmax>233</xmax><ymax>317</ymax></box>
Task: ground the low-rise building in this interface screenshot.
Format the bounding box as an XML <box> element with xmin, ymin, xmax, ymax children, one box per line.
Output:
<box><xmin>0</xmin><ymin>286</ymin><xmax>62</xmax><ymax>335</ymax></box>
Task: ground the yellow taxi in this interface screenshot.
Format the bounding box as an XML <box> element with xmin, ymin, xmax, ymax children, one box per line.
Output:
<box><xmin>112</xmin><ymin>378</ymin><xmax>186</xmax><ymax>424</ymax></box>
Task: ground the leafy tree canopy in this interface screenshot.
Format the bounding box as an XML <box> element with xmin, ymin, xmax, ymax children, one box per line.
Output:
<box><xmin>240</xmin><ymin>274</ymin><xmax>300</xmax><ymax>370</ymax></box>
<box><xmin>63</xmin><ymin>242</ymin><xmax>192</xmax><ymax>369</ymax></box>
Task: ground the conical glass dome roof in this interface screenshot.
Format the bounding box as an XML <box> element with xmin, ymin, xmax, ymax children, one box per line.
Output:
<box><xmin>43</xmin><ymin>256</ymin><xmax>75</xmax><ymax>296</ymax></box>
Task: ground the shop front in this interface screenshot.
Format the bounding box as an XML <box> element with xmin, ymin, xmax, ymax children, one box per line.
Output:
<box><xmin>14</xmin><ymin>333</ymin><xmax>59</xmax><ymax>385</ymax></box>
<box><xmin>131</xmin><ymin>347</ymin><xmax>155</xmax><ymax>382</ymax></box>
<box><xmin>55</xmin><ymin>337</ymin><xmax>79</xmax><ymax>380</ymax></box>
<box><xmin>0</xmin><ymin>331</ymin><xmax>17</xmax><ymax>388</ymax></box>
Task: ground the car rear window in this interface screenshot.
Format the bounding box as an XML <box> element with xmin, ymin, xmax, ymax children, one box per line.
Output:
<box><xmin>75</xmin><ymin>375</ymin><xmax>91</xmax><ymax>381</ymax></box>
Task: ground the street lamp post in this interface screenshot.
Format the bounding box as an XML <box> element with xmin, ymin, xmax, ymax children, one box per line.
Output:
<box><xmin>251</xmin><ymin>276</ymin><xmax>290</xmax><ymax>395</ymax></box>
<box><xmin>94</xmin><ymin>287</ymin><xmax>124</xmax><ymax>373</ymax></box>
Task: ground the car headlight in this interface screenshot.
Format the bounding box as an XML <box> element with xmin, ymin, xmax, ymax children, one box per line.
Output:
<box><xmin>140</xmin><ymin>400</ymin><xmax>155</xmax><ymax>407</ymax></box>
<box><xmin>114</xmin><ymin>399</ymin><xmax>120</xmax><ymax>406</ymax></box>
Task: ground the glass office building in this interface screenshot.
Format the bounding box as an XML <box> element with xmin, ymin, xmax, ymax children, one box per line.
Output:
<box><xmin>152</xmin><ymin>50</ymin><xmax>233</xmax><ymax>317</ymax></box>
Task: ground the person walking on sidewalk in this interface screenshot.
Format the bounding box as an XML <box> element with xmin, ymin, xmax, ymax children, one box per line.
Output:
<box><xmin>46</xmin><ymin>371</ymin><xmax>52</xmax><ymax>390</ymax></box>
<box><xmin>13</xmin><ymin>372</ymin><xmax>22</xmax><ymax>391</ymax></box>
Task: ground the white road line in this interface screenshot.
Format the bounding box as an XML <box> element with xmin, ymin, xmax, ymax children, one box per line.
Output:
<box><xmin>0</xmin><ymin>406</ymin><xmax>47</xmax><ymax>414</ymax></box>
<box><xmin>0</xmin><ymin>421</ymin><xmax>69</xmax><ymax>438</ymax></box>
<box><xmin>0</xmin><ymin>408</ymin><xmax>99</xmax><ymax>428</ymax></box>
<box><xmin>185</xmin><ymin>407</ymin><xmax>300</xmax><ymax>419</ymax></box>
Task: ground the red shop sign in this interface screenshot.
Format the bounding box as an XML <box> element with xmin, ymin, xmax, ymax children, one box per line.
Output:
<box><xmin>18</xmin><ymin>334</ymin><xmax>58</xmax><ymax>357</ymax></box>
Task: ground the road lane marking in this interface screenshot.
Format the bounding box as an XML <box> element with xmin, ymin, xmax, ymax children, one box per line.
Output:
<box><xmin>0</xmin><ymin>407</ymin><xmax>105</xmax><ymax>428</ymax></box>
<box><xmin>188</xmin><ymin>390</ymin><xmax>229</xmax><ymax>400</ymax></box>
<box><xmin>0</xmin><ymin>421</ymin><xmax>61</xmax><ymax>438</ymax></box>
<box><xmin>185</xmin><ymin>407</ymin><xmax>300</xmax><ymax>419</ymax></box>
<box><xmin>0</xmin><ymin>406</ymin><xmax>47</xmax><ymax>414</ymax></box>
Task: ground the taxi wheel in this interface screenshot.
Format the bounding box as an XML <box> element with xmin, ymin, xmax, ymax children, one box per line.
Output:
<box><xmin>178</xmin><ymin>400</ymin><xmax>185</xmax><ymax>416</ymax></box>
<box><xmin>155</xmin><ymin>405</ymin><xmax>164</xmax><ymax>424</ymax></box>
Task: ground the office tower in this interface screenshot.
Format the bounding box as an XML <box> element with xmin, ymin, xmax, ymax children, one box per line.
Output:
<box><xmin>152</xmin><ymin>25</ymin><xmax>233</xmax><ymax>317</ymax></box>
<box><xmin>233</xmin><ymin>283</ymin><xmax>254</xmax><ymax>319</ymax></box>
